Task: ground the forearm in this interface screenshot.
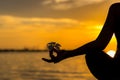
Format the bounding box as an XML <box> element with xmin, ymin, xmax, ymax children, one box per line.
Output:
<box><xmin>65</xmin><ymin>40</ymin><xmax>104</xmax><ymax>58</ymax></box>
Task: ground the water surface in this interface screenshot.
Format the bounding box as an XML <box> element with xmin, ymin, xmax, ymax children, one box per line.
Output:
<box><xmin>0</xmin><ymin>52</ymin><xmax>96</xmax><ymax>80</ymax></box>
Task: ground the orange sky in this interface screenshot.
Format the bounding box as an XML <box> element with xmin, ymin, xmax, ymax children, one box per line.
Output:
<box><xmin>0</xmin><ymin>0</ymin><xmax>119</xmax><ymax>52</ymax></box>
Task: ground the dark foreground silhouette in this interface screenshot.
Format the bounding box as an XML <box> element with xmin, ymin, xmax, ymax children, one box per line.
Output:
<box><xmin>42</xmin><ymin>3</ymin><xmax>120</xmax><ymax>79</ymax></box>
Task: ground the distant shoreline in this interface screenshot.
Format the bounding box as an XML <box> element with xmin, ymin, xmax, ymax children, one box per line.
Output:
<box><xmin>0</xmin><ymin>49</ymin><xmax>48</xmax><ymax>52</ymax></box>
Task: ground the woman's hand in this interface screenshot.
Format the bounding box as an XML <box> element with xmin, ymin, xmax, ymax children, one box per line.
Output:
<box><xmin>42</xmin><ymin>49</ymin><xmax>67</xmax><ymax>63</ymax></box>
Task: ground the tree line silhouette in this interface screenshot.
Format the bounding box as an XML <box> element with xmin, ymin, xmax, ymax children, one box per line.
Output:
<box><xmin>0</xmin><ymin>48</ymin><xmax>47</xmax><ymax>52</ymax></box>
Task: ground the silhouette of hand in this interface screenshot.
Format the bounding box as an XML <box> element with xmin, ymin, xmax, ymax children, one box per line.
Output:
<box><xmin>42</xmin><ymin>42</ymin><xmax>66</xmax><ymax>63</ymax></box>
<box><xmin>42</xmin><ymin>49</ymin><xmax>66</xmax><ymax>63</ymax></box>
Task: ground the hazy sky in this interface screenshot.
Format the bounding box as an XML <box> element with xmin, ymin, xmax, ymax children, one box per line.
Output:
<box><xmin>0</xmin><ymin>0</ymin><xmax>119</xmax><ymax>51</ymax></box>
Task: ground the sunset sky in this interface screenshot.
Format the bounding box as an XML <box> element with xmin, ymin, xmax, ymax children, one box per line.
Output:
<box><xmin>0</xmin><ymin>0</ymin><xmax>119</xmax><ymax>52</ymax></box>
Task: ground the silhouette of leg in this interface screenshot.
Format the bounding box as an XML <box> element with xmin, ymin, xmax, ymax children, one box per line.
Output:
<box><xmin>85</xmin><ymin>51</ymin><xmax>115</xmax><ymax>79</ymax></box>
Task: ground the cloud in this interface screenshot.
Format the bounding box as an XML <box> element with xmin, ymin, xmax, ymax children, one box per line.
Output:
<box><xmin>42</xmin><ymin>0</ymin><xmax>107</xmax><ymax>10</ymax></box>
<box><xmin>0</xmin><ymin>15</ymin><xmax>101</xmax><ymax>31</ymax></box>
<box><xmin>0</xmin><ymin>0</ymin><xmax>109</xmax><ymax>20</ymax></box>
<box><xmin>0</xmin><ymin>15</ymin><xmax>81</xmax><ymax>31</ymax></box>
<box><xmin>0</xmin><ymin>15</ymin><xmax>102</xmax><ymax>35</ymax></box>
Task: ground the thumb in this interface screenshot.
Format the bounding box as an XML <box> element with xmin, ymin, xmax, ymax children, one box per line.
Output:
<box><xmin>42</xmin><ymin>58</ymin><xmax>54</xmax><ymax>63</ymax></box>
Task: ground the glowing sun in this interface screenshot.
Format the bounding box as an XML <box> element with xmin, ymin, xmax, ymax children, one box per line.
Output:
<box><xmin>107</xmin><ymin>50</ymin><xmax>116</xmax><ymax>58</ymax></box>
